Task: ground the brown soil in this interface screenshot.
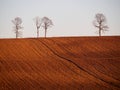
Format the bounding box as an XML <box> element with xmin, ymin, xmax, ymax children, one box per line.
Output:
<box><xmin>0</xmin><ymin>36</ymin><xmax>120</xmax><ymax>90</ymax></box>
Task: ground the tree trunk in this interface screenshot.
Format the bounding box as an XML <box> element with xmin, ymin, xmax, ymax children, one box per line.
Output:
<box><xmin>37</xmin><ymin>28</ymin><xmax>39</xmax><ymax>38</ymax></box>
<box><xmin>99</xmin><ymin>23</ymin><xmax>102</xmax><ymax>36</ymax></box>
<box><xmin>99</xmin><ymin>30</ymin><xmax>101</xmax><ymax>36</ymax></box>
<box><xmin>45</xmin><ymin>29</ymin><xmax>47</xmax><ymax>38</ymax></box>
<box><xmin>99</xmin><ymin>27</ymin><xmax>101</xmax><ymax>36</ymax></box>
<box><xmin>16</xmin><ymin>29</ymin><xmax>18</xmax><ymax>38</ymax></box>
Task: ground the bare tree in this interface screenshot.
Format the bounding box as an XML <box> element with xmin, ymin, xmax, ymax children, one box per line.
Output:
<box><xmin>93</xmin><ymin>13</ymin><xmax>109</xmax><ymax>36</ymax></box>
<box><xmin>34</xmin><ymin>16</ymin><xmax>41</xmax><ymax>38</ymax></box>
<box><xmin>12</xmin><ymin>17</ymin><xmax>23</xmax><ymax>38</ymax></box>
<box><xmin>41</xmin><ymin>17</ymin><xmax>53</xmax><ymax>38</ymax></box>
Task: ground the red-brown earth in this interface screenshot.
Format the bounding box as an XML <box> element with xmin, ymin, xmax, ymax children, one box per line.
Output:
<box><xmin>0</xmin><ymin>36</ymin><xmax>120</xmax><ymax>90</ymax></box>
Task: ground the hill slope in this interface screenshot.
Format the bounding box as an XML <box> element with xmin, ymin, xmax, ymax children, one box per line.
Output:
<box><xmin>0</xmin><ymin>36</ymin><xmax>120</xmax><ymax>90</ymax></box>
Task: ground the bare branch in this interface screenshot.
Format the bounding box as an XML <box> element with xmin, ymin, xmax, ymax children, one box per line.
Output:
<box><xmin>41</xmin><ymin>17</ymin><xmax>53</xmax><ymax>38</ymax></box>
<box><xmin>12</xmin><ymin>17</ymin><xmax>23</xmax><ymax>38</ymax></box>
<box><xmin>93</xmin><ymin>13</ymin><xmax>109</xmax><ymax>36</ymax></box>
<box><xmin>34</xmin><ymin>16</ymin><xmax>42</xmax><ymax>38</ymax></box>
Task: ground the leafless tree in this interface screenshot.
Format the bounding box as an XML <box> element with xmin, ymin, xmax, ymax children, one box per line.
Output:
<box><xmin>34</xmin><ymin>16</ymin><xmax>41</xmax><ymax>38</ymax></box>
<box><xmin>41</xmin><ymin>17</ymin><xmax>53</xmax><ymax>38</ymax></box>
<box><xmin>12</xmin><ymin>17</ymin><xmax>23</xmax><ymax>38</ymax></box>
<box><xmin>93</xmin><ymin>13</ymin><xmax>109</xmax><ymax>36</ymax></box>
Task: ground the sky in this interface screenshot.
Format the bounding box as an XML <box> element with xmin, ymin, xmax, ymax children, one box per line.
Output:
<box><xmin>0</xmin><ymin>0</ymin><xmax>120</xmax><ymax>38</ymax></box>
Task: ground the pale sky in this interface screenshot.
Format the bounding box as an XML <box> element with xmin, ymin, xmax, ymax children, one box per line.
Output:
<box><xmin>0</xmin><ymin>0</ymin><xmax>120</xmax><ymax>38</ymax></box>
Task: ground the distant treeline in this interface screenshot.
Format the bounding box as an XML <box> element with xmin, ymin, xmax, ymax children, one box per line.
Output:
<box><xmin>12</xmin><ymin>13</ymin><xmax>108</xmax><ymax>38</ymax></box>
